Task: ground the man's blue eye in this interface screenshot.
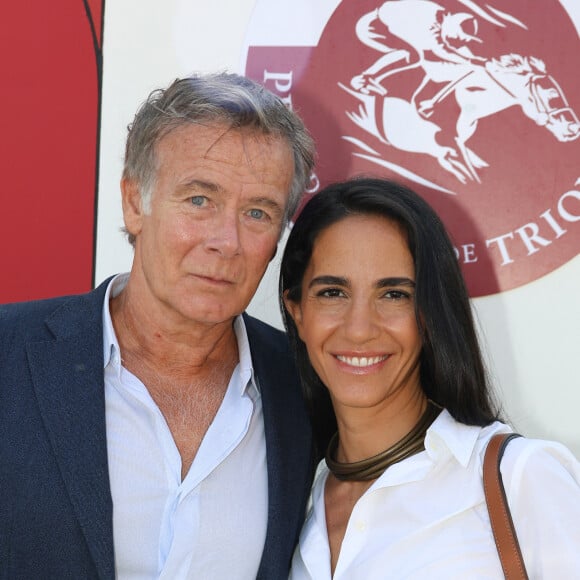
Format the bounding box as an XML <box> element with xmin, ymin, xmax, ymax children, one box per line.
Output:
<box><xmin>191</xmin><ymin>196</ymin><xmax>206</xmax><ymax>206</ymax></box>
<box><xmin>249</xmin><ymin>208</ymin><xmax>265</xmax><ymax>219</ymax></box>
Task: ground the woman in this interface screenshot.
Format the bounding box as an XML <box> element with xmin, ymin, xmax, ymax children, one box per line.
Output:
<box><xmin>280</xmin><ymin>178</ymin><xmax>580</xmax><ymax>579</ymax></box>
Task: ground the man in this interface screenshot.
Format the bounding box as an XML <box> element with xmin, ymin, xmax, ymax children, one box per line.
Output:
<box><xmin>0</xmin><ymin>73</ymin><xmax>315</xmax><ymax>579</ymax></box>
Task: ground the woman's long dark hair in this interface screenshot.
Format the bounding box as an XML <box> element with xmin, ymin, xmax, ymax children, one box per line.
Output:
<box><xmin>280</xmin><ymin>178</ymin><xmax>501</xmax><ymax>457</ymax></box>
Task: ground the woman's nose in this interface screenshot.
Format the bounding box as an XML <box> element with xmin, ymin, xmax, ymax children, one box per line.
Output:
<box><xmin>342</xmin><ymin>298</ymin><xmax>378</xmax><ymax>343</ymax></box>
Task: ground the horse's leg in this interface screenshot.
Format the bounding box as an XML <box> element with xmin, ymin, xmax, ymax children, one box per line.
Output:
<box><xmin>455</xmin><ymin>115</ymin><xmax>484</xmax><ymax>183</ymax></box>
<box><xmin>455</xmin><ymin>139</ymin><xmax>481</xmax><ymax>183</ymax></box>
<box><xmin>464</xmin><ymin>147</ymin><xmax>489</xmax><ymax>169</ymax></box>
<box><xmin>377</xmin><ymin>97</ymin><xmax>475</xmax><ymax>183</ymax></box>
<box><xmin>436</xmin><ymin>147</ymin><xmax>473</xmax><ymax>184</ymax></box>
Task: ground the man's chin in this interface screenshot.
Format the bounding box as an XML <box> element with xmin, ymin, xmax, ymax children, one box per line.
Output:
<box><xmin>178</xmin><ymin>302</ymin><xmax>243</xmax><ymax>327</ymax></box>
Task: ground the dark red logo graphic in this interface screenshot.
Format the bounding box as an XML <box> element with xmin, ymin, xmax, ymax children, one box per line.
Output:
<box><xmin>245</xmin><ymin>0</ymin><xmax>580</xmax><ymax>296</ymax></box>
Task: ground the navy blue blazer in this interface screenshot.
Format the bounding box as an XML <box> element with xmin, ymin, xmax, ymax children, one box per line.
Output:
<box><xmin>0</xmin><ymin>279</ymin><xmax>313</xmax><ymax>579</ymax></box>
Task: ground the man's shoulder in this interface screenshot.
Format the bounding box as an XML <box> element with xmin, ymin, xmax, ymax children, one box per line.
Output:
<box><xmin>0</xmin><ymin>278</ymin><xmax>111</xmax><ymax>341</ymax></box>
<box><xmin>1</xmin><ymin>293</ymin><xmax>76</xmax><ymax>319</ymax></box>
<box><xmin>0</xmin><ymin>295</ymin><xmax>79</xmax><ymax>344</ymax></box>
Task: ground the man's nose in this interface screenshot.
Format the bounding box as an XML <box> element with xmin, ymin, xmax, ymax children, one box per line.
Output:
<box><xmin>206</xmin><ymin>211</ymin><xmax>242</xmax><ymax>257</ymax></box>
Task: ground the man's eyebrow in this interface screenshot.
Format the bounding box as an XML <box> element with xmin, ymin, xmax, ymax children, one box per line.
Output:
<box><xmin>179</xmin><ymin>179</ymin><xmax>219</xmax><ymax>192</ymax></box>
<box><xmin>248</xmin><ymin>196</ymin><xmax>285</xmax><ymax>214</ymax></box>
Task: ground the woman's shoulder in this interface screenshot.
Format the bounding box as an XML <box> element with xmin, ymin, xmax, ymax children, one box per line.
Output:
<box><xmin>463</xmin><ymin>419</ymin><xmax>579</xmax><ymax>517</ymax></box>
<box><xmin>431</xmin><ymin>411</ymin><xmax>579</xmax><ymax>482</ymax></box>
<box><xmin>498</xmin><ymin>433</ymin><xmax>580</xmax><ymax>489</ymax></box>
<box><xmin>469</xmin><ymin>416</ymin><xmax>579</xmax><ymax>478</ymax></box>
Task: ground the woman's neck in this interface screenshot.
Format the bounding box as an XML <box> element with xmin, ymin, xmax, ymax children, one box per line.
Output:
<box><xmin>334</xmin><ymin>389</ymin><xmax>429</xmax><ymax>464</ymax></box>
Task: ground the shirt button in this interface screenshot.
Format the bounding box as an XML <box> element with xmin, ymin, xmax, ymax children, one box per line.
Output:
<box><xmin>356</xmin><ymin>521</ymin><xmax>366</xmax><ymax>532</ymax></box>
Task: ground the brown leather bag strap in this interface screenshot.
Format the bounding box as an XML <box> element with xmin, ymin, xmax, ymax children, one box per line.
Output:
<box><xmin>483</xmin><ymin>433</ymin><xmax>529</xmax><ymax>580</ymax></box>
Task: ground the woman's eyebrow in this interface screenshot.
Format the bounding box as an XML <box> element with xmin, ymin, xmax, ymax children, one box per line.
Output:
<box><xmin>308</xmin><ymin>276</ymin><xmax>416</xmax><ymax>289</ymax></box>
<box><xmin>376</xmin><ymin>277</ymin><xmax>416</xmax><ymax>288</ymax></box>
<box><xmin>308</xmin><ymin>275</ymin><xmax>348</xmax><ymax>289</ymax></box>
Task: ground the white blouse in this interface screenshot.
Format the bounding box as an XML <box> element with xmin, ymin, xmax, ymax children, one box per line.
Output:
<box><xmin>290</xmin><ymin>410</ymin><xmax>580</xmax><ymax>579</ymax></box>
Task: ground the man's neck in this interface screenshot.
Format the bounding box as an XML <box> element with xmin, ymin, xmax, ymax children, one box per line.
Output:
<box><xmin>109</xmin><ymin>281</ymin><xmax>239</xmax><ymax>378</ymax></box>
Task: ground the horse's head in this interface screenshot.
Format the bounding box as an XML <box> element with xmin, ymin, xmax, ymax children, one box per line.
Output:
<box><xmin>485</xmin><ymin>54</ymin><xmax>580</xmax><ymax>142</ymax></box>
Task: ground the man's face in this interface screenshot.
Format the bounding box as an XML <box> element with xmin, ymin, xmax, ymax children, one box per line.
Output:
<box><xmin>123</xmin><ymin>123</ymin><xmax>295</xmax><ymax>327</ymax></box>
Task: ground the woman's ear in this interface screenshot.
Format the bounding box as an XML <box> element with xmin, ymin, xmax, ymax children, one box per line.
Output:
<box><xmin>283</xmin><ymin>290</ymin><xmax>304</xmax><ymax>336</ymax></box>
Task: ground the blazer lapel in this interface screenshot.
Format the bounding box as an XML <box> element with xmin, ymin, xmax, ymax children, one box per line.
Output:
<box><xmin>26</xmin><ymin>283</ymin><xmax>115</xmax><ymax>580</ymax></box>
<box><xmin>245</xmin><ymin>315</ymin><xmax>313</xmax><ymax>579</ymax></box>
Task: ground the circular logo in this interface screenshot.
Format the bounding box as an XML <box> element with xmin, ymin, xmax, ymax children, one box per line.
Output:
<box><xmin>244</xmin><ymin>0</ymin><xmax>580</xmax><ymax>296</ymax></box>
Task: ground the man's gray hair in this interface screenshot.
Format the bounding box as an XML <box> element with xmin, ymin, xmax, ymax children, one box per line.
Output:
<box><xmin>123</xmin><ymin>72</ymin><xmax>315</xmax><ymax>242</ymax></box>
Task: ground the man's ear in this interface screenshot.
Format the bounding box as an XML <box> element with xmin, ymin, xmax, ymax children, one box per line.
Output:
<box><xmin>283</xmin><ymin>290</ymin><xmax>304</xmax><ymax>338</ymax></box>
<box><xmin>269</xmin><ymin>243</ymin><xmax>278</xmax><ymax>262</ymax></box>
<box><xmin>121</xmin><ymin>178</ymin><xmax>144</xmax><ymax>238</ymax></box>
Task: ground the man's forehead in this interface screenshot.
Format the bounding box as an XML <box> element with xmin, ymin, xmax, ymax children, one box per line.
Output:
<box><xmin>152</xmin><ymin>121</ymin><xmax>294</xmax><ymax>200</ymax></box>
<box><xmin>158</xmin><ymin>122</ymin><xmax>289</xmax><ymax>159</ymax></box>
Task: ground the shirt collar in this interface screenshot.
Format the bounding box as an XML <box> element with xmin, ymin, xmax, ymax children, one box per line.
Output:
<box><xmin>102</xmin><ymin>274</ymin><xmax>257</xmax><ymax>395</ymax></box>
<box><xmin>366</xmin><ymin>409</ymin><xmax>484</xmax><ymax>489</ymax></box>
<box><xmin>312</xmin><ymin>409</ymin><xmax>486</xmax><ymax>493</ymax></box>
<box><xmin>233</xmin><ymin>315</ymin><xmax>257</xmax><ymax>396</ymax></box>
<box><xmin>424</xmin><ymin>409</ymin><xmax>482</xmax><ymax>467</ymax></box>
<box><xmin>102</xmin><ymin>273</ymin><xmax>129</xmax><ymax>369</ymax></box>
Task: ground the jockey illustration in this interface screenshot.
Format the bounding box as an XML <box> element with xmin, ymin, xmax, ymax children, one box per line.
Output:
<box><xmin>351</xmin><ymin>0</ymin><xmax>485</xmax><ymax>116</ymax></box>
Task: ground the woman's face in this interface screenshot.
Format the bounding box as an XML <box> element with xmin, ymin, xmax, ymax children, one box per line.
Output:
<box><xmin>285</xmin><ymin>214</ymin><xmax>423</xmax><ymax>414</ymax></box>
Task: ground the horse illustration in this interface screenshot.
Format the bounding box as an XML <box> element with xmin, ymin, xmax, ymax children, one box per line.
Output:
<box><xmin>422</xmin><ymin>53</ymin><xmax>580</xmax><ymax>181</ymax></box>
<box><xmin>341</xmin><ymin>53</ymin><xmax>580</xmax><ymax>184</ymax></box>
<box><xmin>340</xmin><ymin>82</ymin><xmax>474</xmax><ymax>183</ymax></box>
